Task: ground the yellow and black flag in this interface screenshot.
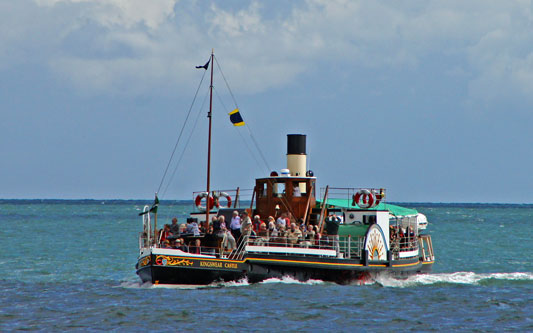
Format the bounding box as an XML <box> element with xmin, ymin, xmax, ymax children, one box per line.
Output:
<box><xmin>228</xmin><ymin>108</ymin><xmax>245</xmax><ymax>126</ymax></box>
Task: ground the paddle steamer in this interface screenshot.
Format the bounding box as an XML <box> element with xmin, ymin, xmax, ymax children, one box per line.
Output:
<box><xmin>135</xmin><ymin>52</ymin><xmax>435</xmax><ymax>285</ymax></box>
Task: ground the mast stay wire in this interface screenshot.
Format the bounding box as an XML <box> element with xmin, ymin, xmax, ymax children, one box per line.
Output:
<box><xmin>157</xmin><ymin>69</ymin><xmax>208</xmax><ymax>195</ymax></box>
<box><xmin>213</xmin><ymin>86</ymin><xmax>265</xmax><ymax>173</ymax></box>
<box><xmin>161</xmin><ymin>86</ymin><xmax>211</xmax><ymax>198</ymax></box>
<box><xmin>214</xmin><ymin>55</ymin><xmax>272</xmax><ymax>172</ymax></box>
<box><xmin>213</xmin><ymin>56</ymin><xmax>299</xmax><ymax>218</ymax></box>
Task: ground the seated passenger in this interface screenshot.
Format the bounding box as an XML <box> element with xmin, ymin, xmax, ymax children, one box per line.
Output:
<box><xmin>301</xmin><ymin>226</ymin><xmax>315</xmax><ymax>248</ymax></box>
<box><xmin>267</xmin><ymin>219</ymin><xmax>278</xmax><ymax>246</ymax></box>
<box><xmin>189</xmin><ymin>239</ymin><xmax>202</xmax><ymax>254</ymax></box>
<box><xmin>159</xmin><ymin>224</ymin><xmax>171</xmax><ymax>245</ymax></box>
<box><xmin>176</xmin><ymin>238</ymin><xmax>188</xmax><ymax>252</ymax></box>
<box><xmin>277</xmin><ymin>226</ymin><xmax>287</xmax><ymax>246</ymax></box>
<box><xmin>254</xmin><ymin>221</ymin><xmax>268</xmax><ymax>245</ymax></box>
<box><xmin>178</xmin><ymin>223</ymin><xmax>187</xmax><ymax>236</ymax></box>
<box><xmin>287</xmin><ymin>223</ymin><xmax>302</xmax><ymax>247</ymax></box>
<box><xmin>253</xmin><ymin>215</ymin><xmax>263</xmax><ymax>232</ymax></box>
<box><xmin>170</xmin><ymin>217</ymin><xmax>180</xmax><ymax>235</ymax></box>
<box><xmin>186</xmin><ymin>219</ymin><xmax>201</xmax><ymax>236</ymax></box>
<box><xmin>276</xmin><ymin>213</ymin><xmax>287</xmax><ymax>229</ymax></box>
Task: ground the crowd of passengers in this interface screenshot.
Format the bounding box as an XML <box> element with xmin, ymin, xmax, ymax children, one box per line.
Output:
<box><xmin>389</xmin><ymin>225</ymin><xmax>417</xmax><ymax>250</ymax></box>
<box><xmin>156</xmin><ymin>211</ymin><xmax>342</xmax><ymax>255</ymax></box>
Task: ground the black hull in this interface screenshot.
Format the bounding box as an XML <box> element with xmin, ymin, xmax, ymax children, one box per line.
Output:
<box><xmin>136</xmin><ymin>253</ymin><xmax>434</xmax><ymax>285</ymax></box>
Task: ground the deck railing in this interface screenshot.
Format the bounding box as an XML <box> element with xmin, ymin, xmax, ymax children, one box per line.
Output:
<box><xmin>140</xmin><ymin>231</ymin><xmax>423</xmax><ymax>261</ymax></box>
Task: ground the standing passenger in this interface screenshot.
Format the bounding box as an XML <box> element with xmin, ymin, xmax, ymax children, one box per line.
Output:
<box><xmin>230</xmin><ymin>210</ymin><xmax>242</xmax><ymax>240</ymax></box>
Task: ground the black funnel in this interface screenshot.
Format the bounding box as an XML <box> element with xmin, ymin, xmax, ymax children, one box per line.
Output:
<box><xmin>287</xmin><ymin>134</ymin><xmax>306</xmax><ymax>155</ymax></box>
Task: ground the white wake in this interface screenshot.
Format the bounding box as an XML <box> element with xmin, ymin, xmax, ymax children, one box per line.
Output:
<box><xmin>373</xmin><ymin>271</ymin><xmax>533</xmax><ymax>288</ymax></box>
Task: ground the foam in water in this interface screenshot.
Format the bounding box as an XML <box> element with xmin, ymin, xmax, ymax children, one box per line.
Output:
<box><xmin>120</xmin><ymin>272</ymin><xmax>532</xmax><ymax>289</ymax></box>
<box><xmin>373</xmin><ymin>271</ymin><xmax>533</xmax><ymax>288</ymax></box>
<box><xmin>260</xmin><ymin>276</ymin><xmax>325</xmax><ymax>285</ymax></box>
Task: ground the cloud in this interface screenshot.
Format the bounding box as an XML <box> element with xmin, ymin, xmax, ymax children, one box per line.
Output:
<box><xmin>35</xmin><ymin>0</ymin><xmax>178</xmax><ymax>29</ymax></box>
<box><xmin>1</xmin><ymin>0</ymin><xmax>531</xmax><ymax>108</ymax></box>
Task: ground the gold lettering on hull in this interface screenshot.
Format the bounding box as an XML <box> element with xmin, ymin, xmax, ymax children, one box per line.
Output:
<box><xmin>152</xmin><ymin>256</ymin><xmax>241</xmax><ymax>270</ymax></box>
<box><xmin>155</xmin><ymin>255</ymin><xmax>193</xmax><ymax>266</ymax></box>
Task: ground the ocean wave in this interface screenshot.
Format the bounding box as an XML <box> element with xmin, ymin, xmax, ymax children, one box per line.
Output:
<box><xmin>260</xmin><ymin>276</ymin><xmax>325</xmax><ymax>285</ymax></box>
<box><xmin>374</xmin><ymin>271</ymin><xmax>533</xmax><ymax>288</ymax></box>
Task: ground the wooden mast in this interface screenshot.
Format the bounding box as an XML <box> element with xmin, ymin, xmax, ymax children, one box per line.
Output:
<box><xmin>206</xmin><ymin>50</ymin><xmax>214</xmax><ymax>227</ymax></box>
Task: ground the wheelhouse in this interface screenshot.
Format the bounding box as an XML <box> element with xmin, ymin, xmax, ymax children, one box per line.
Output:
<box><xmin>255</xmin><ymin>176</ymin><xmax>316</xmax><ymax>221</ymax></box>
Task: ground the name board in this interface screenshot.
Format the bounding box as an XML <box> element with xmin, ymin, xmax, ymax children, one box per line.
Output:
<box><xmin>154</xmin><ymin>255</ymin><xmax>242</xmax><ymax>270</ymax></box>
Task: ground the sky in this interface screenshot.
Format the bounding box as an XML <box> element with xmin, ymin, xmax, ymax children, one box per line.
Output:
<box><xmin>1</xmin><ymin>0</ymin><xmax>532</xmax><ymax>203</ymax></box>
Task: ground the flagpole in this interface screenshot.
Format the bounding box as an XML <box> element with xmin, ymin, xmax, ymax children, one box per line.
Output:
<box><xmin>206</xmin><ymin>49</ymin><xmax>214</xmax><ymax>228</ymax></box>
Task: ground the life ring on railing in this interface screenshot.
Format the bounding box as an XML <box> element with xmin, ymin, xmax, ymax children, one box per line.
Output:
<box><xmin>353</xmin><ymin>189</ymin><xmax>375</xmax><ymax>209</ymax></box>
<box><xmin>195</xmin><ymin>192</ymin><xmax>215</xmax><ymax>212</ymax></box>
<box><xmin>216</xmin><ymin>192</ymin><xmax>232</xmax><ymax>208</ymax></box>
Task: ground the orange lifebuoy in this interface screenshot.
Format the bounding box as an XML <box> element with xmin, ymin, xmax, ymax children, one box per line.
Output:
<box><xmin>195</xmin><ymin>192</ymin><xmax>215</xmax><ymax>212</ymax></box>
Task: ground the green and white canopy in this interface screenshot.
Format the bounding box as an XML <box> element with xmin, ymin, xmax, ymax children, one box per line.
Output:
<box><xmin>316</xmin><ymin>198</ymin><xmax>418</xmax><ymax>217</ymax></box>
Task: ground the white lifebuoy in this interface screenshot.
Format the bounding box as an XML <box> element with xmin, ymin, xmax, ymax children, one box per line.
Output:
<box><xmin>217</xmin><ymin>192</ymin><xmax>232</xmax><ymax>208</ymax></box>
<box><xmin>195</xmin><ymin>192</ymin><xmax>215</xmax><ymax>212</ymax></box>
<box><xmin>353</xmin><ymin>189</ymin><xmax>376</xmax><ymax>209</ymax></box>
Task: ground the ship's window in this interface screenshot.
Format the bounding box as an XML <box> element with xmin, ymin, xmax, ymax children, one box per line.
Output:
<box><xmin>273</xmin><ymin>181</ymin><xmax>285</xmax><ymax>197</ymax></box>
<box><xmin>258</xmin><ymin>182</ymin><xmax>267</xmax><ymax>198</ymax></box>
<box><xmin>363</xmin><ymin>215</ymin><xmax>376</xmax><ymax>225</ymax></box>
<box><xmin>292</xmin><ymin>182</ymin><xmax>307</xmax><ymax>197</ymax></box>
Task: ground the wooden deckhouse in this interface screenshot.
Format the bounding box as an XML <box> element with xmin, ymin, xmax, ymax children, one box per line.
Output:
<box><xmin>254</xmin><ymin>175</ymin><xmax>316</xmax><ymax>222</ymax></box>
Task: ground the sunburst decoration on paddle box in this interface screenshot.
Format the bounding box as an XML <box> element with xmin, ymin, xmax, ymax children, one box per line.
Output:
<box><xmin>365</xmin><ymin>224</ymin><xmax>387</xmax><ymax>261</ymax></box>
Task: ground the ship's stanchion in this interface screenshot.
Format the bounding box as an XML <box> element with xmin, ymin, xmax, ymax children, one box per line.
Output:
<box><xmin>362</xmin><ymin>249</ymin><xmax>368</xmax><ymax>266</ymax></box>
<box><xmin>387</xmin><ymin>250</ymin><xmax>392</xmax><ymax>267</ymax></box>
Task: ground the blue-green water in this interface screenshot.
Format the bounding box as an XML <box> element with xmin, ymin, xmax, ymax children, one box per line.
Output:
<box><xmin>1</xmin><ymin>200</ymin><xmax>532</xmax><ymax>331</ymax></box>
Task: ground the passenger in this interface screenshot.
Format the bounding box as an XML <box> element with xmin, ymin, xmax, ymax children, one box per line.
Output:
<box><xmin>313</xmin><ymin>225</ymin><xmax>321</xmax><ymax>246</ymax></box>
<box><xmin>162</xmin><ymin>240</ymin><xmax>172</xmax><ymax>248</ymax></box>
<box><xmin>189</xmin><ymin>239</ymin><xmax>202</xmax><ymax>254</ymax></box>
<box><xmin>277</xmin><ymin>226</ymin><xmax>287</xmax><ymax>246</ymax></box>
<box><xmin>178</xmin><ymin>223</ymin><xmax>187</xmax><ymax>236</ymax></box>
<box><xmin>203</xmin><ymin>224</ymin><xmax>217</xmax><ymax>255</ymax></box>
<box><xmin>293</xmin><ymin>185</ymin><xmax>301</xmax><ymax>197</ymax></box>
<box><xmin>253</xmin><ymin>215</ymin><xmax>263</xmax><ymax>232</ymax></box>
<box><xmin>285</xmin><ymin>212</ymin><xmax>293</xmax><ymax>228</ymax></box>
<box><xmin>276</xmin><ymin>213</ymin><xmax>287</xmax><ymax>229</ymax></box>
<box><xmin>170</xmin><ymin>217</ymin><xmax>180</xmax><ymax>236</ymax></box>
<box><xmin>240</xmin><ymin>211</ymin><xmax>253</xmax><ymax>243</ymax></box>
<box><xmin>186</xmin><ymin>219</ymin><xmax>201</xmax><ymax>236</ymax></box>
<box><xmin>230</xmin><ymin>210</ymin><xmax>242</xmax><ymax>240</ymax></box>
<box><xmin>159</xmin><ymin>224</ymin><xmax>171</xmax><ymax>245</ymax></box>
<box><xmin>254</xmin><ymin>222</ymin><xmax>268</xmax><ymax>246</ymax></box>
<box><xmin>302</xmin><ymin>225</ymin><xmax>316</xmax><ymax>248</ymax></box>
<box><xmin>325</xmin><ymin>213</ymin><xmax>341</xmax><ymax>253</ymax></box>
<box><xmin>287</xmin><ymin>223</ymin><xmax>302</xmax><ymax>247</ymax></box>
<box><xmin>176</xmin><ymin>238</ymin><xmax>188</xmax><ymax>252</ymax></box>
<box><xmin>267</xmin><ymin>219</ymin><xmax>278</xmax><ymax>245</ymax></box>
<box><xmin>219</xmin><ymin>216</ymin><xmax>236</xmax><ymax>252</ymax></box>
<box><xmin>212</xmin><ymin>216</ymin><xmax>220</xmax><ymax>233</ymax></box>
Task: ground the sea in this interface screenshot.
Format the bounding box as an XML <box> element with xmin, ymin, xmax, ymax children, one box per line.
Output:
<box><xmin>0</xmin><ymin>200</ymin><xmax>532</xmax><ymax>332</ymax></box>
